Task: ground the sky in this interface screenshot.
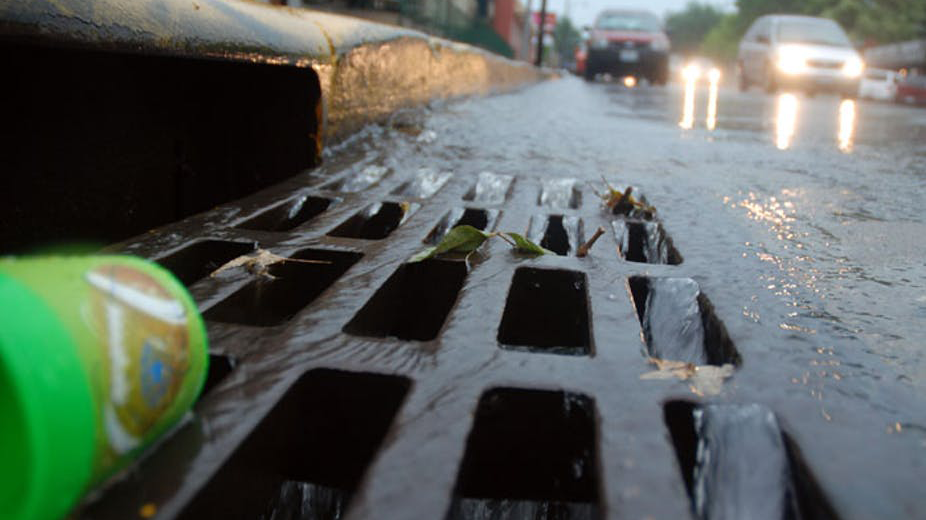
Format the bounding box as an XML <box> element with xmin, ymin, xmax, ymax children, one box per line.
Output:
<box><xmin>536</xmin><ymin>0</ymin><xmax>735</xmax><ymax>28</ymax></box>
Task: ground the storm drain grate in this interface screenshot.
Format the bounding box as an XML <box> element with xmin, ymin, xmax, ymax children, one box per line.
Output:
<box><xmin>86</xmin><ymin>165</ymin><xmax>839</xmax><ymax>520</ymax></box>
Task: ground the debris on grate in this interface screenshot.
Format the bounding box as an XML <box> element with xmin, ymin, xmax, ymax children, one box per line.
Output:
<box><xmin>177</xmin><ymin>369</ymin><xmax>410</xmax><ymax>520</ymax></box>
<box><xmin>663</xmin><ymin>401</ymin><xmax>838</xmax><ymax>520</ymax></box>
<box><xmin>594</xmin><ymin>179</ymin><xmax>656</xmax><ymax>219</ymax></box>
<box><xmin>462</xmin><ymin>172</ymin><xmax>514</xmax><ymax>204</ymax></box>
<box><xmin>628</xmin><ymin>277</ymin><xmax>740</xmax><ymax>366</ymax></box>
<box><xmin>446</xmin><ymin>388</ymin><xmax>600</xmax><ymax>520</ymax></box>
<box><xmin>344</xmin><ymin>259</ymin><xmax>467</xmax><ymax>341</ymax></box>
<box><xmin>391</xmin><ymin>168</ymin><xmax>453</xmax><ymax>199</ymax></box>
<box><xmin>236</xmin><ymin>195</ymin><xmax>335</xmax><ymax>232</ymax></box>
<box><xmin>425</xmin><ymin>208</ymin><xmax>501</xmax><ymax>245</ymax></box>
<box><xmin>322</xmin><ymin>165</ymin><xmax>391</xmax><ymax>193</ymax></box>
<box><xmin>612</xmin><ymin>220</ymin><xmax>683</xmax><ymax>265</ymax></box>
<box><xmin>200</xmin><ymin>353</ymin><xmax>237</xmax><ymax>397</ymax></box>
<box><xmin>538</xmin><ymin>178</ymin><xmax>582</xmax><ymax>210</ymax></box>
<box><xmin>528</xmin><ymin>215</ymin><xmax>582</xmax><ymax>256</ymax></box>
<box><xmin>328</xmin><ymin>202</ymin><xmax>418</xmax><ymax>240</ymax></box>
<box><xmin>155</xmin><ymin>240</ymin><xmax>257</xmax><ymax>287</ymax></box>
<box><xmin>204</xmin><ymin>249</ymin><xmax>362</xmax><ymax>327</ymax></box>
<box><xmin>498</xmin><ymin>268</ymin><xmax>591</xmax><ymax>355</ymax></box>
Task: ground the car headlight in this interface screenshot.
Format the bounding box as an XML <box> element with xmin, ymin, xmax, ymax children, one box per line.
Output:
<box><xmin>843</xmin><ymin>57</ymin><xmax>864</xmax><ymax>78</ymax></box>
<box><xmin>650</xmin><ymin>38</ymin><xmax>670</xmax><ymax>52</ymax></box>
<box><xmin>590</xmin><ymin>38</ymin><xmax>609</xmax><ymax>50</ymax></box>
<box><xmin>777</xmin><ymin>45</ymin><xmax>807</xmax><ymax>75</ymax></box>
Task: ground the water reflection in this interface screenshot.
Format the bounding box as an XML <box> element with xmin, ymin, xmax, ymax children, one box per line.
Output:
<box><xmin>706</xmin><ymin>68</ymin><xmax>720</xmax><ymax>131</ymax></box>
<box><xmin>838</xmin><ymin>99</ymin><xmax>856</xmax><ymax>153</ymax></box>
<box><xmin>775</xmin><ymin>93</ymin><xmax>799</xmax><ymax>150</ymax></box>
<box><xmin>679</xmin><ymin>65</ymin><xmax>698</xmax><ymax>129</ymax></box>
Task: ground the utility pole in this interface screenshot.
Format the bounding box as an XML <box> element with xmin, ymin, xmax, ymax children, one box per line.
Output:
<box><xmin>534</xmin><ymin>0</ymin><xmax>547</xmax><ymax>66</ymax></box>
<box><xmin>521</xmin><ymin>0</ymin><xmax>533</xmax><ymax>61</ymax></box>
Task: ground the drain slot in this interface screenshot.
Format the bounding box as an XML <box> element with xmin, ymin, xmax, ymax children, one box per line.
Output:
<box><xmin>613</xmin><ymin>221</ymin><xmax>682</xmax><ymax>265</ymax></box>
<box><xmin>391</xmin><ymin>169</ymin><xmax>453</xmax><ymax>199</ymax></box>
<box><xmin>664</xmin><ymin>401</ymin><xmax>837</xmax><ymax>520</ymax></box>
<box><xmin>498</xmin><ymin>268</ymin><xmax>591</xmax><ymax>355</ymax></box>
<box><xmin>236</xmin><ymin>196</ymin><xmax>333</xmax><ymax>232</ymax></box>
<box><xmin>328</xmin><ymin>202</ymin><xmax>412</xmax><ymax>240</ymax></box>
<box><xmin>200</xmin><ymin>353</ymin><xmax>237</xmax><ymax>397</ymax></box>
<box><xmin>156</xmin><ymin>240</ymin><xmax>256</xmax><ymax>287</ymax></box>
<box><xmin>527</xmin><ymin>215</ymin><xmax>582</xmax><ymax>256</ymax></box>
<box><xmin>446</xmin><ymin>388</ymin><xmax>600</xmax><ymax>520</ymax></box>
<box><xmin>462</xmin><ymin>172</ymin><xmax>514</xmax><ymax>204</ymax></box>
<box><xmin>540</xmin><ymin>215</ymin><xmax>571</xmax><ymax>256</ymax></box>
<box><xmin>204</xmin><ymin>249</ymin><xmax>362</xmax><ymax>326</ymax></box>
<box><xmin>344</xmin><ymin>259</ymin><xmax>467</xmax><ymax>341</ymax></box>
<box><xmin>628</xmin><ymin>277</ymin><xmax>739</xmax><ymax>365</ymax></box>
<box><xmin>538</xmin><ymin>178</ymin><xmax>581</xmax><ymax>209</ymax></box>
<box><xmin>426</xmin><ymin>208</ymin><xmax>500</xmax><ymax>245</ymax></box>
<box><xmin>178</xmin><ymin>369</ymin><xmax>410</xmax><ymax>520</ymax></box>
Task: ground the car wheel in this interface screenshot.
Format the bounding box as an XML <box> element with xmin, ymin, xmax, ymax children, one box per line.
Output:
<box><xmin>584</xmin><ymin>66</ymin><xmax>596</xmax><ymax>82</ymax></box>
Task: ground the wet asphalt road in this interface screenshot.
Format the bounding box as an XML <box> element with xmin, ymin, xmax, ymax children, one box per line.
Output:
<box><xmin>315</xmin><ymin>75</ymin><xmax>926</xmax><ymax>515</ymax></box>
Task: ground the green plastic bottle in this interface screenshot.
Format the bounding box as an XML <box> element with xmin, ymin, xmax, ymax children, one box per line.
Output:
<box><xmin>0</xmin><ymin>256</ymin><xmax>208</xmax><ymax>520</ymax></box>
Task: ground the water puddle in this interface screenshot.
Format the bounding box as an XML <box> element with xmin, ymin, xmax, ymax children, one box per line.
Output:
<box><xmin>343</xmin><ymin>259</ymin><xmax>467</xmax><ymax>341</ymax></box>
<box><xmin>204</xmin><ymin>249</ymin><xmax>362</xmax><ymax>326</ymax></box>
<box><xmin>156</xmin><ymin>240</ymin><xmax>257</xmax><ymax>287</ymax></box>
<box><xmin>178</xmin><ymin>369</ymin><xmax>410</xmax><ymax>520</ymax></box>
<box><xmin>628</xmin><ymin>277</ymin><xmax>739</xmax><ymax>365</ymax></box>
<box><xmin>498</xmin><ymin>268</ymin><xmax>591</xmax><ymax>355</ymax></box>
<box><xmin>237</xmin><ymin>196</ymin><xmax>335</xmax><ymax>232</ymax></box>
<box><xmin>664</xmin><ymin>401</ymin><xmax>837</xmax><ymax>520</ymax></box>
<box><xmin>447</xmin><ymin>389</ymin><xmax>600</xmax><ymax>520</ymax></box>
<box><xmin>426</xmin><ymin>208</ymin><xmax>501</xmax><ymax>245</ymax></box>
<box><xmin>462</xmin><ymin>172</ymin><xmax>514</xmax><ymax>204</ymax></box>
<box><xmin>528</xmin><ymin>215</ymin><xmax>582</xmax><ymax>257</ymax></box>
<box><xmin>328</xmin><ymin>202</ymin><xmax>418</xmax><ymax>240</ymax></box>
<box><xmin>538</xmin><ymin>178</ymin><xmax>581</xmax><ymax>210</ymax></box>
<box><xmin>612</xmin><ymin>220</ymin><xmax>682</xmax><ymax>265</ymax></box>
<box><xmin>391</xmin><ymin>168</ymin><xmax>453</xmax><ymax>199</ymax></box>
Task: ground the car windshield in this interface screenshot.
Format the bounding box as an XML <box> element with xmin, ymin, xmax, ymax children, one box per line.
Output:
<box><xmin>596</xmin><ymin>12</ymin><xmax>661</xmax><ymax>32</ymax></box>
<box><xmin>777</xmin><ymin>20</ymin><xmax>851</xmax><ymax>46</ymax></box>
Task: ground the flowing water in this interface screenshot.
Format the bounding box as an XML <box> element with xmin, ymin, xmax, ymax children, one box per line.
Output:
<box><xmin>642</xmin><ymin>278</ymin><xmax>708</xmax><ymax>364</ymax></box>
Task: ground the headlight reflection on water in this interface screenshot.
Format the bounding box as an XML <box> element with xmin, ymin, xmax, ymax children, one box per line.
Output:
<box><xmin>775</xmin><ymin>93</ymin><xmax>799</xmax><ymax>150</ymax></box>
<box><xmin>838</xmin><ymin>98</ymin><xmax>856</xmax><ymax>152</ymax></box>
<box><xmin>679</xmin><ymin>65</ymin><xmax>721</xmax><ymax>130</ymax></box>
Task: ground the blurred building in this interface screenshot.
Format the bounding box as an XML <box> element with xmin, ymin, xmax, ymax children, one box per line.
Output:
<box><xmin>865</xmin><ymin>39</ymin><xmax>926</xmax><ymax>75</ymax></box>
<box><xmin>258</xmin><ymin>0</ymin><xmax>530</xmax><ymax>59</ymax></box>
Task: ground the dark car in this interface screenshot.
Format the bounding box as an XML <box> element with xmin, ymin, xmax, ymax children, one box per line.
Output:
<box><xmin>584</xmin><ymin>9</ymin><xmax>670</xmax><ymax>84</ymax></box>
<box><xmin>895</xmin><ymin>75</ymin><xmax>926</xmax><ymax>105</ymax></box>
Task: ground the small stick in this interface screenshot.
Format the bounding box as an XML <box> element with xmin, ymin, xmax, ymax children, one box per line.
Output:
<box><xmin>577</xmin><ymin>226</ymin><xmax>605</xmax><ymax>257</ymax></box>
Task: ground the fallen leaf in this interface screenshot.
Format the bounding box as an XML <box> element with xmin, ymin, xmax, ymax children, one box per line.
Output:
<box><xmin>139</xmin><ymin>503</ymin><xmax>157</xmax><ymax>518</ymax></box>
<box><xmin>409</xmin><ymin>225</ymin><xmax>489</xmax><ymax>262</ymax></box>
<box><xmin>210</xmin><ymin>249</ymin><xmax>329</xmax><ymax>279</ymax></box>
<box><xmin>504</xmin><ymin>232</ymin><xmax>553</xmax><ymax>255</ymax></box>
<box><xmin>640</xmin><ymin>357</ymin><xmax>734</xmax><ymax>397</ymax></box>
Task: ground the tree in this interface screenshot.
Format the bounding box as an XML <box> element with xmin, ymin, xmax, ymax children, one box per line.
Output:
<box><xmin>665</xmin><ymin>2</ymin><xmax>725</xmax><ymax>57</ymax></box>
<box><xmin>553</xmin><ymin>16</ymin><xmax>582</xmax><ymax>66</ymax></box>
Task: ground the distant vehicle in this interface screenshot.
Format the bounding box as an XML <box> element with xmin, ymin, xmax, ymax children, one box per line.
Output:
<box><xmin>574</xmin><ymin>43</ymin><xmax>587</xmax><ymax>77</ymax></box>
<box><xmin>584</xmin><ymin>9</ymin><xmax>670</xmax><ymax>84</ymax></box>
<box><xmin>736</xmin><ymin>14</ymin><xmax>864</xmax><ymax>97</ymax></box>
<box><xmin>895</xmin><ymin>75</ymin><xmax>926</xmax><ymax>105</ymax></box>
<box><xmin>858</xmin><ymin>68</ymin><xmax>898</xmax><ymax>101</ymax></box>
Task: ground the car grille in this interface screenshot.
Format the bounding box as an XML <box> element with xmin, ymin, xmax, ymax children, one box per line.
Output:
<box><xmin>607</xmin><ymin>40</ymin><xmax>647</xmax><ymax>50</ymax></box>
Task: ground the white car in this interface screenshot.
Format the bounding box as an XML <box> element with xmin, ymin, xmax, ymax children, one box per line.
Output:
<box><xmin>737</xmin><ymin>15</ymin><xmax>864</xmax><ymax>97</ymax></box>
<box><xmin>858</xmin><ymin>68</ymin><xmax>898</xmax><ymax>101</ymax></box>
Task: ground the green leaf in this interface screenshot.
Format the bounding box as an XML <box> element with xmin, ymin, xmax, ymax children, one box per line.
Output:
<box><xmin>505</xmin><ymin>233</ymin><xmax>552</xmax><ymax>255</ymax></box>
<box><xmin>408</xmin><ymin>225</ymin><xmax>489</xmax><ymax>262</ymax></box>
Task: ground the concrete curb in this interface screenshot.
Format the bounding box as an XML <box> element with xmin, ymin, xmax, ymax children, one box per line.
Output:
<box><xmin>0</xmin><ymin>0</ymin><xmax>548</xmax><ymax>142</ymax></box>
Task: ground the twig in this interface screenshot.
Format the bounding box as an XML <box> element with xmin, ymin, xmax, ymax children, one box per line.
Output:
<box><xmin>577</xmin><ymin>226</ymin><xmax>605</xmax><ymax>257</ymax></box>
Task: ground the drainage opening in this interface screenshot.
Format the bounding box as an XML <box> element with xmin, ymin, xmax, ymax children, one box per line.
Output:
<box><xmin>663</xmin><ymin>401</ymin><xmax>838</xmax><ymax>520</ymax></box>
<box><xmin>391</xmin><ymin>169</ymin><xmax>453</xmax><ymax>199</ymax></box>
<box><xmin>540</xmin><ymin>215</ymin><xmax>571</xmax><ymax>256</ymax></box>
<box><xmin>462</xmin><ymin>172</ymin><xmax>514</xmax><ymax>204</ymax></box>
<box><xmin>156</xmin><ymin>240</ymin><xmax>256</xmax><ymax>287</ymax></box>
<box><xmin>204</xmin><ymin>249</ymin><xmax>362</xmax><ymax>327</ymax></box>
<box><xmin>498</xmin><ymin>268</ymin><xmax>591</xmax><ymax>355</ymax></box>
<box><xmin>200</xmin><ymin>353</ymin><xmax>237</xmax><ymax>397</ymax></box>
<box><xmin>327</xmin><ymin>202</ymin><xmax>410</xmax><ymax>240</ymax></box>
<box><xmin>446</xmin><ymin>388</ymin><xmax>600</xmax><ymax>520</ymax></box>
<box><xmin>613</xmin><ymin>221</ymin><xmax>682</xmax><ymax>265</ymax></box>
<box><xmin>628</xmin><ymin>277</ymin><xmax>739</xmax><ymax>366</ymax></box>
<box><xmin>343</xmin><ymin>259</ymin><xmax>467</xmax><ymax>341</ymax></box>
<box><xmin>538</xmin><ymin>178</ymin><xmax>581</xmax><ymax>210</ymax></box>
<box><xmin>425</xmin><ymin>208</ymin><xmax>499</xmax><ymax>245</ymax></box>
<box><xmin>237</xmin><ymin>196</ymin><xmax>333</xmax><ymax>232</ymax></box>
<box><xmin>178</xmin><ymin>369</ymin><xmax>410</xmax><ymax>520</ymax></box>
